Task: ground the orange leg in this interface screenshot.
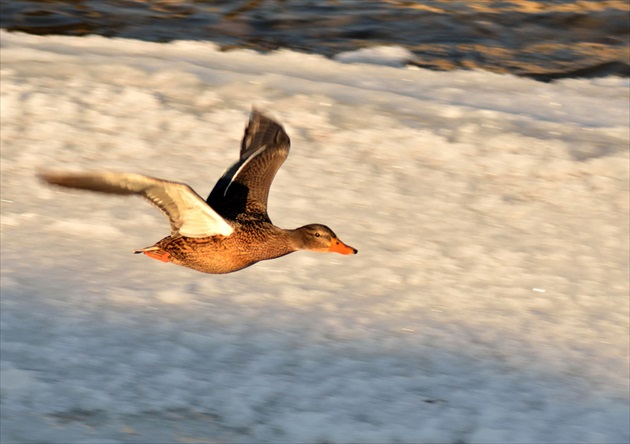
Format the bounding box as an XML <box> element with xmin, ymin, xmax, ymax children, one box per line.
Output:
<box><xmin>143</xmin><ymin>250</ymin><xmax>171</xmax><ymax>263</ymax></box>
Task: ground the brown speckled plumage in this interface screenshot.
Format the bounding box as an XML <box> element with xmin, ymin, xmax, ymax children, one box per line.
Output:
<box><xmin>151</xmin><ymin>224</ymin><xmax>294</xmax><ymax>274</ymax></box>
<box><xmin>39</xmin><ymin>109</ymin><xmax>357</xmax><ymax>274</ymax></box>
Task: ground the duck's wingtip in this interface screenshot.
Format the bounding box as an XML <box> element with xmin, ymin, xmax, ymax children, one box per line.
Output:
<box><xmin>36</xmin><ymin>169</ymin><xmax>59</xmax><ymax>184</ymax></box>
<box><xmin>249</xmin><ymin>107</ymin><xmax>265</xmax><ymax>120</ymax></box>
<box><xmin>36</xmin><ymin>169</ymin><xmax>82</xmax><ymax>187</ymax></box>
<box><xmin>249</xmin><ymin>106</ymin><xmax>277</xmax><ymax>122</ymax></box>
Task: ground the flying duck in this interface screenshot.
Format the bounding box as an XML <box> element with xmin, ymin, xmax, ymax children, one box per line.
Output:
<box><xmin>39</xmin><ymin>109</ymin><xmax>357</xmax><ymax>274</ymax></box>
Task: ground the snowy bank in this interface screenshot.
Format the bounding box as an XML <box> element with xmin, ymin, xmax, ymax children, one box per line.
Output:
<box><xmin>1</xmin><ymin>31</ymin><xmax>629</xmax><ymax>443</ymax></box>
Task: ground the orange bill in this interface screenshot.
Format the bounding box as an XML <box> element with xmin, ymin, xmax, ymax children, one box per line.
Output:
<box><xmin>328</xmin><ymin>238</ymin><xmax>358</xmax><ymax>255</ymax></box>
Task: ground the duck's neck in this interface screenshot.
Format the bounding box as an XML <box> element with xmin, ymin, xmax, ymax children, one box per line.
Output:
<box><xmin>249</xmin><ymin>227</ymin><xmax>301</xmax><ymax>261</ymax></box>
<box><xmin>279</xmin><ymin>227</ymin><xmax>305</xmax><ymax>251</ymax></box>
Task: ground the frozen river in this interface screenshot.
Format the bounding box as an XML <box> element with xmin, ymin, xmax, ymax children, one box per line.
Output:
<box><xmin>1</xmin><ymin>0</ymin><xmax>629</xmax><ymax>79</ymax></box>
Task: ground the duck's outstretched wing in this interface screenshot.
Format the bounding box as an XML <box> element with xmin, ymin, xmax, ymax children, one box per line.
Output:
<box><xmin>39</xmin><ymin>171</ymin><xmax>234</xmax><ymax>238</ymax></box>
<box><xmin>206</xmin><ymin>109</ymin><xmax>290</xmax><ymax>220</ymax></box>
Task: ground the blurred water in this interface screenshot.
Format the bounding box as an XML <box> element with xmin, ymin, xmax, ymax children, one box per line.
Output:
<box><xmin>0</xmin><ymin>0</ymin><xmax>628</xmax><ymax>80</ymax></box>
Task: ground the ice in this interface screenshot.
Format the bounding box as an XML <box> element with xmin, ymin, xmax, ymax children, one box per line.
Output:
<box><xmin>1</xmin><ymin>30</ymin><xmax>629</xmax><ymax>443</ymax></box>
<box><xmin>334</xmin><ymin>45</ymin><xmax>415</xmax><ymax>67</ymax></box>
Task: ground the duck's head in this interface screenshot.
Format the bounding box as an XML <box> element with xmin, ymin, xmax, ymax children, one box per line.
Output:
<box><xmin>293</xmin><ymin>224</ymin><xmax>357</xmax><ymax>255</ymax></box>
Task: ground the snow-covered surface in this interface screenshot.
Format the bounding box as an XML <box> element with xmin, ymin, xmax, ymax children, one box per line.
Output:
<box><xmin>334</xmin><ymin>46</ymin><xmax>415</xmax><ymax>67</ymax></box>
<box><xmin>1</xmin><ymin>31</ymin><xmax>629</xmax><ymax>443</ymax></box>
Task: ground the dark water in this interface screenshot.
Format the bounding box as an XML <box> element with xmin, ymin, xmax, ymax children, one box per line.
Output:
<box><xmin>1</xmin><ymin>0</ymin><xmax>628</xmax><ymax>81</ymax></box>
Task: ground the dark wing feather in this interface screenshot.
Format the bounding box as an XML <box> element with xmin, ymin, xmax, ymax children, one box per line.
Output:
<box><xmin>206</xmin><ymin>109</ymin><xmax>290</xmax><ymax>220</ymax></box>
<box><xmin>39</xmin><ymin>171</ymin><xmax>233</xmax><ymax>238</ymax></box>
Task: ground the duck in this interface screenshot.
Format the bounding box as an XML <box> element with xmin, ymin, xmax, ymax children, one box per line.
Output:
<box><xmin>39</xmin><ymin>109</ymin><xmax>357</xmax><ymax>274</ymax></box>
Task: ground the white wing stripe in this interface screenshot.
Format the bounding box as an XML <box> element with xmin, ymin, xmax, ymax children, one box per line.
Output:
<box><xmin>223</xmin><ymin>145</ymin><xmax>267</xmax><ymax>197</ymax></box>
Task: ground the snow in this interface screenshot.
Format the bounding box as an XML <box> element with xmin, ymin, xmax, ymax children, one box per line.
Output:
<box><xmin>334</xmin><ymin>46</ymin><xmax>415</xmax><ymax>67</ymax></box>
<box><xmin>1</xmin><ymin>30</ymin><xmax>629</xmax><ymax>443</ymax></box>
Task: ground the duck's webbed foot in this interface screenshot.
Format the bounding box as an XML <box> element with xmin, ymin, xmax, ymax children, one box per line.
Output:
<box><xmin>133</xmin><ymin>246</ymin><xmax>171</xmax><ymax>263</ymax></box>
